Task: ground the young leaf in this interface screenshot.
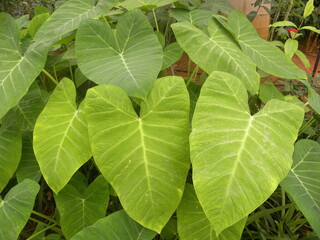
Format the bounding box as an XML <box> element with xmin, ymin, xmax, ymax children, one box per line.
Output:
<box><xmin>34</xmin><ymin>0</ymin><xmax>117</xmax><ymax>44</ymax></box>
<box><xmin>76</xmin><ymin>9</ymin><xmax>163</xmax><ymax>100</ymax></box>
<box><xmin>33</xmin><ymin>78</ymin><xmax>91</xmax><ymax>193</ymax></box>
<box><xmin>0</xmin><ymin>13</ymin><xmax>47</xmax><ymax>120</ymax></box>
<box><xmin>228</xmin><ymin>11</ymin><xmax>306</xmax><ymax>80</ymax></box>
<box><xmin>0</xmin><ymin>179</ymin><xmax>40</xmax><ymax>240</ymax></box>
<box><xmin>85</xmin><ymin>76</ymin><xmax>190</xmax><ymax>233</ymax></box>
<box><xmin>190</xmin><ymin>71</ymin><xmax>304</xmax><ymax>234</ymax></box>
<box><xmin>269</xmin><ymin>20</ymin><xmax>297</xmax><ymax>28</ymax></box>
<box><xmin>301</xmin><ymin>26</ymin><xmax>320</xmax><ymax>34</ymax></box>
<box><xmin>16</xmin><ymin>133</ymin><xmax>41</xmax><ymax>183</ymax></box>
<box><xmin>284</xmin><ymin>39</ymin><xmax>298</xmax><ymax>59</ymax></box>
<box><xmin>161</xmin><ymin>42</ymin><xmax>183</xmax><ymax>70</ymax></box>
<box><xmin>27</xmin><ymin>13</ymin><xmax>50</xmax><ymax>39</ymax></box>
<box><xmin>177</xmin><ymin>184</ymin><xmax>246</xmax><ymax>240</ymax></box>
<box><xmin>281</xmin><ymin>140</ymin><xmax>320</xmax><ymax>237</ymax></box>
<box><xmin>0</xmin><ymin>115</ymin><xmax>22</xmax><ymax>192</ymax></box>
<box><xmin>295</xmin><ymin>50</ymin><xmax>311</xmax><ymax>69</ymax></box>
<box><xmin>55</xmin><ymin>175</ymin><xmax>110</xmax><ymax>239</ymax></box>
<box><xmin>304</xmin><ymin>0</ymin><xmax>314</xmax><ymax>18</ymax></box>
<box><xmin>172</xmin><ymin>19</ymin><xmax>260</xmax><ymax>94</ymax></box>
<box><xmin>120</xmin><ymin>0</ymin><xmax>175</xmax><ymax>10</ymax></box>
<box><xmin>71</xmin><ymin>210</ymin><xmax>156</xmax><ymax>240</ymax></box>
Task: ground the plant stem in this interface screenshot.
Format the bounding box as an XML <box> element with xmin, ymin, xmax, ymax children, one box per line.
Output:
<box><xmin>152</xmin><ymin>9</ymin><xmax>160</xmax><ymax>32</ymax></box>
<box><xmin>31</xmin><ymin>210</ymin><xmax>60</xmax><ymax>225</ymax></box>
<box><xmin>186</xmin><ymin>65</ymin><xmax>199</xmax><ymax>87</ymax></box>
<box><xmin>69</xmin><ymin>60</ymin><xmax>74</xmax><ymax>82</ymax></box>
<box><xmin>281</xmin><ymin>188</ymin><xmax>286</xmax><ymax>219</ymax></box>
<box><xmin>187</xmin><ymin>58</ymin><xmax>192</xmax><ymax>79</ymax></box>
<box><xmin>26</xmin><ymin>224</ymin><xmax>57</xmax><ymax>240</ymax></box>
<box><xmin>284</xmin><ymin>0</ymin><xmax>293</xmax><ymax>21</ymax></box>
<box><xmin>42</xmin><ymin>69</ymin><xmax>58</xmax><ymax>85</ymax></box>
<box><xmin>164</xmin><ymin>11</ymin><xmax>171</xmax><ymax>44</ymax></box>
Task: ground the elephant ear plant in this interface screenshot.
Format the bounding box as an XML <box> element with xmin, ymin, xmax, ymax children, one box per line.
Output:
<box><xmin>0</xmin><ymin>0</ymin><xmax>319</xmax><ymax>239</ymax></box>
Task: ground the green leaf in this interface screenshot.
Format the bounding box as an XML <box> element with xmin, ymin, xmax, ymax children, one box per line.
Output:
<box><xmin>304</xmin><ymin>0</ymin><xmax>314</xmax><ymax>18</ymax></box>
<box><xmin>0</xmin><ymin>13</ymin><xmax>47</xmax><ymax>120</ymax></box>
<box><xmin>15</xmin><ymin>14</ymin><xmax>30</xmax><ymax>30</ymax></box>
<box><xmin>284</xmin><ymin>39</ymin><xmax>298</xmax><ymax>59</ymax></box>
<box><xmin>55</xmin><ymin>175</ymin><xmax>110</xmax><ymax>239</ymax></box>
<box><xmin>228</xmin><ymin>10</ymin><xmax>306</xmax><ymax>80</ymax></box>
<box><xmin>281</xmin><ymin>140</ymin><xmax>320</xmax><ymax>237</ymax></box>
<box><xmin>200</xmin><ymin>0</ymin><xmax>234</xmax><ymax>14</ymax></box>
<box><xmin>171</xmin><ymin>20</ymin><xmax>259</xmax><ymax>94</ymax></box>
<box><xmin>170</xmin><ymin>8</ymin><xmax>212</xmax><ymax>28</ymax></box>
<box><xmin>71</xmin><ymin>210</ymin><xmax>157</xmax><ymax>240</ymax></box>
<box><xmin>160</xmin><ymin>219</ymin><xmax>177</xmax><ymax>240</ymax></box>
<box><xmin>162</xmin><ymin>42</ymin><xmax>183</xmax><ymax>70</ymax></box>
<box><xmin>190</xmin><ymin>71</ymin><xmax>304</xmax><ymax>234</ymax></box>
<box><xmin>120</xmin><ymin>0</ymin><xmax>175</xmax><ymax>9</ymax></box>
<box><xmin>177</xmin><ymin>184</ymin><xmax>246</xmax><ymax>240</ymax></box>
<box><xmin>295</xmin><ymin>50</ymin><xmax>311</xmax><ymax>69</ymax></box>
<box><xmin>269</xmin><ymin>20</ymin><xmax>297</xmax><ymax>28</ymax></box>
<box><xmin>0</xmin><ymin>115</ymin><xmax>22</xmax><ymax>192</ymax></box>
<box><xmin>33</xmin><ymin>78</ymin><xmax>91</xmax><ymax>193</ymax></box>
<box><xmin>301</xmin><ymin>25</ymin><xmax>320</xmax><ymax>34</ymax></box>
<box><xmin>0</xmin><ymin>179</ymin><xmax>40</xmax><ymax>240</ymax></box>
<box><xmin>34</xmin><ymin>0</ymin><xmax>117</xmax><ymax>44</ymax></box>
<box><xmin>284</xmin><ymin>95</ymin><xmax>309</xmax><ymax>113</ymax></box>
<box><xmin>74</xmin><ymin>68</ymin><xmax>88</xmax><ymax>87</ymax></box>
<box><xmin>304</xmin><ymin>80</ymin><xmax>320</xmax><ymax>114</ymax></box>
<box><xmin>16</xmin><ymin>133</ymin><xmax>41</xmax><ymax>183</ymax></box>
<box><xmin>259</xmin><ymin>82</ymin><xmax>285</xmax><ymax>103</ymax></box>
<box><xmin>14</xmin><ymin>83</ymin><xmax>49</xmax><ymax>132</ymax></box>
<box><xmin>85</xmin><ymin>76</ymin><xmax>190</xmax><ymax>232</ymax></box>
<box><xmin>76</xmin><ymin>9</ymin><xmax>163</xmax><ymax>100</ymax></box>
<box><xmin>34</xmin><ymin>6</ymin><xmax>50</xmax><ymax>15</ymax></box>
<box><xmin>28</xmin><ymin>13</ymin><xmax>50</xmax><ymax>39</ymax></box>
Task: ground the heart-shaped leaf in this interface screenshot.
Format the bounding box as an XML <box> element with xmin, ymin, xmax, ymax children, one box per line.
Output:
<box><xmin>34</xmin><ymin>0</ymin><xmax>117</xmax><ymax>44</ymax></box>
<box><xmin>177</xmin><ymin>184</ymin><xmax>246</xmax><ymax>240</ymax></box>
<box><xmin>190</xmin><ymin>71</ymin><xmax>304</xmax><ymax>234</ymax></box>
<box><xmin>171</xmin><ymin>19</ymin><xmax>259</xmax><ymax>94</ymax></box>
<box><xmin>0</xmin><ymin>13</ymin><xmax>47</xmax><ymax>120</ymax></box>
<box><xmin>162</xmin><ymin>42</ymin><xmax>183</xmax><ymax>70</ymax></box>
<box><xmin>281</xmin><ymin>139</ymin><xmax>320</xmax><ymax>237</ymax></box>
<box><xmin>71</xmin><ymin>210</ymin><xmax>156</xmax><ymax>240</ymax></box>
<box><xmin>170</xmin><ymin>8</ymin><xmax>212</xmax><ymax>28</ymax></box>
<box><xmin>228</xmin><ymin>11</ymin><xmax>306</xmax><ymax>80</ymax></box>
<box><xmin>0</xmin><ymin>179</ymin><xmax>40</xmax><ymax>240</ymax></box>
<box><xmin>85</xmin><ymin>76</ymin><xmax>190</xmax><ymax>232</ymax></box>
<box><xmin>33</xmin><ymin>78</ymin><xmax>91</xmax><ymax>193</ymax></box>
<box><xmin>76</xmin><ymin>9</ymin><xmax>163</xmax><ymax>99</ymax></box>
<box><xmin>55</xmin><ymin>174</ymin><xmax>110</xmax><ymax>239</ymax></box>
<box><xmin>0</xmin><ymin>114</ymin><xmax>22</xmax><ymax>192</ymax></box>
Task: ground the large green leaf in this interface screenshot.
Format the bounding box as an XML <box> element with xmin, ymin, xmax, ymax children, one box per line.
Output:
<box><xmin>0</xmin><ymin>179</ymin><xmax>40</xmax><ymax>240</ymax></box>
<box><xmin>55</xmin><ymin>174</ymin><xmax>109</xmax><ymax>239</ymax></box>
<box><xmin>33</xmin><ymin>78</ymin><xmax>91</xmax><ymax>193</ymax></box>
<box><xmin>16</xmin><ymin>133</ymin><xmax>41</xmax><ymax>183</ymax></box>
<box><xmin>171</xmin><ymin>20</ymin><xmax>259</xmax><ymax>94</ymax></box>
<box><xmin>34</xmin><ymin>0</ymin><xmax>117</xmax><ymax>44</ymax></box>
<box><xmin>190</xmin><ymin>71</ymin><xmax>304</xmax><ymax>234</ymax></box>
<box><xmin>0</xmin><ymin>13</ymin><xmax>47</xmax><ymax>120</ymax></box>
<box><xmin>177</xmin><ymin>184</ymin><xmax>246</xmax><ymax>240</ymax></box>
<box><xmin>281</xmin><ymin>140</ymin><xmax>320</xmax><ymax>237</ymax></box>
<box><xmin>85</xmin><ymin>76</ymin><xmax>190</xmax><ymax>232</ymax></box>
<box><xmin>120</xmin><ymin>0</ymin><xmax>175</xmax><ymax>9</ymax></box>
<box><xmin>76</xmin><ymin>9</ymin><xmax>163</xmax><ymax>99</ymax></box>
<box><xmin>228</xmin><ymin>11</ymin><xmax>306</xmax><ymax>80</ymax></box>
<box><xmin>200</xmin><ymin>0</ymin><xmax>234</xmax><ymax>14</ymax></box>
<box><xmin>0</xmin><ymin>115</ymin><xmax>22</xmax><ymax>192</ymax></box>
<box><xmin>71</xmin><ymin>210</ymin><xmax>156</xmax><ymax>240</ymax></box>
<box><xmin>161</xmin><ymin>42</ymin><xmax>183</xmax><ymax>70</ymax></box>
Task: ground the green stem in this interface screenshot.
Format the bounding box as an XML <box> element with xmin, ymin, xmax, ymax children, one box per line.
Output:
<box><xmin>31</xmin><ymin>211</ymin><xmax>60</xmax><ymax>225</ymax></box>
<box><xmin>164</xmin><ymin>13</ymin><xmax>171</xmax><ymax>44</ymax></box>
<box><xmin>27</xmin><ymin>224</ymin><xmax>57</xmax><ymax>240</ymax></box>
<box><xmin>102</xmin><ymin>15</ymin><xmax>111</xmax><ymax>28</ymax></box>
<box><xmin>152</xmin><ymin>8</ymin><xmax>160</xmax><ymax>32</ymax></box>
<box><xmin>281</xmin><ymin>188</ymin><xmax>286</xmax><ymax>219</ymax></box>
<box><xmin>187</xmin><ymin>58</ymin><xmax>192</xmax><ymax>79</ymax></box>
<box><xmin>53</xmin><ymin>66</ymin><xmax>58</xmax><ymax>82</ymax></box>
<box><xmin>186</xmin><ymin>65</ymin><xmax>199</xmax><ymax>87</ymax></box>
<box><xmin>69</xmin><ymin>60</ymin><xmax>74</xmax><ymax>82</ymax></box>
<box><xmin>298</xmin><ymin>116</ymin><xmax>315</xmax><ymax>136</ymax></box>
<box><xmin>42</xmin><ymin>69</ymin><xmax>58</xmax><ymax>85</ymax></box>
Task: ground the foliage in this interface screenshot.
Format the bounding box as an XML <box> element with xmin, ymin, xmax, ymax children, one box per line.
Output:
<box><xmin>0</xmin><ymin>0</ymin><xmax>319</xmax><ymax>239</ymax></box>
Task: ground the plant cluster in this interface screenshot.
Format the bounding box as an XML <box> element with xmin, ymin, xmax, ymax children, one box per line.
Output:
<box><xmin>0</xmin><ymin>0</ymin><xmax>320</xmax><ymax>239</ymax></box>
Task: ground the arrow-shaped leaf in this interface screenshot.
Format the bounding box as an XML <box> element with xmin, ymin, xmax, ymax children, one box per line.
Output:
<box><xmin>85</xmin><ymin>76</ymin><xmax>190</xmax><ymax>232</ymax></box>
<box><xmin>190</xmin><ymin>71</ymin><xmax>304</xmax><ymax>234</ymax></box>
